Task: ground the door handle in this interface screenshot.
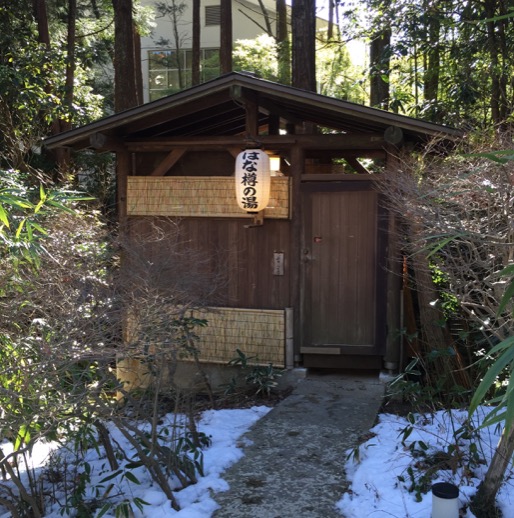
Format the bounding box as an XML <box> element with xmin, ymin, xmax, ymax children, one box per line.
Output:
<box><xmin>302</xmin><ymin>248</ymin><xmax>313</xmax><ymax>263</ymax></box>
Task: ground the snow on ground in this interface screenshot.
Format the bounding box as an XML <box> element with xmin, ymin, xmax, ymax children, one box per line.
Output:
<box><xmin>0</xmin><ymin>406</ymin><xmax>271</xmax><ymax>518</ymax></box>
<box><xmin>338</xmin><ymin>407</ymin><xmax>514</xmax><ymax>517</ymax></box>
<box><xmin>1</xmin><ymin>405</ymin><xmax>514</xmax><ymax>517</ymax></box>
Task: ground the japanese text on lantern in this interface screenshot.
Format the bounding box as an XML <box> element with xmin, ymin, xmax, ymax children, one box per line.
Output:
<box><xmin>240</xmin><ymin>151</ymin><xmax>260</xmax><ymax>210</ymax></box>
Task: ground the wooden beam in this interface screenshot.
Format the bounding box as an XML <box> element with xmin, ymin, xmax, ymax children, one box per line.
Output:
<box><xmin>306</xmin><ymin>149</ymin><xmax>386</xmax><ymax>159</ymax></box>
<box><xmin>89</xmin><ymin>133</ymin><xmax>125</xmax><ymax>152</ymax></box>
<box><xmin>301</xmin><ymin>174</ymin><xmax>380</xmax><ymax>182</ymax></box>
<box><xmin>297</xmin><ymin>134</ymin><xmax>385</xmax><ymax>149</ymax></box>
<box><xmin>150</xmin><ymin>148</ymin><xmax>186</xmax><ymax>176</ymax></box>
<box><xmin>124</xmin><ymin>133</ymin><xmax>387</xmax><ymax>152</ymax></box>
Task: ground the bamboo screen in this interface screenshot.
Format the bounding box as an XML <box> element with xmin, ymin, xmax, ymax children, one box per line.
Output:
<box><xmin>122</xmin><ymin>307</ymin><xmax>285</xmax><ymax>369</ymax></box>
<box><xmin>127</xmin><ymin>176</ymin><xmax>290</xmax><ymax>218</ymax></box>
<box><xmin>191</xmin><ymin>307</ymin><xmax>285</xmax><ymax>367</ymax></box>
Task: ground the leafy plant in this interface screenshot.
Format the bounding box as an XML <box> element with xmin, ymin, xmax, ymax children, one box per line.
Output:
<box><xmin>469</xmin><ymin>264</ymin><xmax>514</xmax><ymax>430</ymax></box>
<box><xmin>395</xmin><ymin>412</ymin><xmax>485</xmax><ymax>503</ymax></box>
<box><xmin>226</xmin><ymin>348</ymin><xmax>283</xmax><ymax>397</ymax></box>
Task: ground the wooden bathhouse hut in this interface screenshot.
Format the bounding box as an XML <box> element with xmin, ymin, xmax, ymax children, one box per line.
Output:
<box><xmin>45</xmin><ymin>72</ymin><xmax>462</xmax><ymax>374</ymax></box>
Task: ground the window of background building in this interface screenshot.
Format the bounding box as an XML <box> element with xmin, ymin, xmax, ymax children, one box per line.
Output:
<box><xmin>148</xmin><ymin>49</ymin><xmax>220</xmax><ymax>100</ymax></box>
<box><xmin>205</xmin><ymin>5</ymin><xmax>221</xmax><ymax>26</ymax></box>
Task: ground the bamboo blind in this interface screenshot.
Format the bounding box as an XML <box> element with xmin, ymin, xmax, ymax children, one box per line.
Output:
<box><xmin>190</xmin><ymin>307</ymin><xmax>285</xmax><ymax>367</ymax></box>
<box><xmin>123</xmin><ymin>306</ymin><xmax>285</xmax><ymax>367</ymax></box>
<box><xmin>127</xmin><ymin>176</ymin><xmax>290</xmax><ymax>219</ymax></box>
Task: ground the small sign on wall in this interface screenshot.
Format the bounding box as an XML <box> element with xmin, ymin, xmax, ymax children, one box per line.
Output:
<box><xmin>273</xmin><ymin>252</ymin><xmax>285</xmax><ymax>276</ymax></box>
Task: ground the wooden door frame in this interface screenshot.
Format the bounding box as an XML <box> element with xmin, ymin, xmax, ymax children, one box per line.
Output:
<box><xmin>299</xmin><ymin>178</ymin><xmax>388</xmax><ymax>358</ymax></box>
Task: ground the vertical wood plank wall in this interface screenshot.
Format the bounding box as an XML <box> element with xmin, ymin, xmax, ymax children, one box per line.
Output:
<box><xmin>128</xmin><ymin>217</ymin><xmax>291</xmax><ymax>309</ymax></box>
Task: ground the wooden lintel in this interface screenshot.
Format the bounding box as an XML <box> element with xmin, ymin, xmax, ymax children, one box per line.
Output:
<box><xmin>150</xmin><ymin>147</ymin><xmax>186</xmax><ymax>176</ymax></box>
<box><xmin>306</xmin><ymin>149</ymin><xmax>386</xmax><ymax>159</ymax></box>
<box><xmin>125</xmin><ymin>133</ymin><xmax>386</xmax><ymax>152</ymax></box>
<box><xmin>296</xmin><ymin>134</ymin><xmax>386</xmax><ymax>149</ymax></box>
<box><xmin>301</xmin><ymin>174</ymin><xmax>381</xmax><ymax>182</ymax></box>
<box><xmin>300</xmin><ymin>347</ymin><xmax>342</xmax><ymax>355</ymax></box>
<box><xmin>89</xmin><ymin>133</ymin><xmax>125</xmax><ymax>152</ymax></box>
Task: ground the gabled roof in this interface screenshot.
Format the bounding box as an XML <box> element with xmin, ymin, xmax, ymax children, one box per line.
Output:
<box><xmin>44</xmin><ymin>72</ymin><xmax>463</xmax><ymax>150</ymax></box>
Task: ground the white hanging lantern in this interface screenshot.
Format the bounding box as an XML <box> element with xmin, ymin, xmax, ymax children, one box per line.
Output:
<box><xmin>234</xmin><ymin>149</ymin><xmax>271</xmax><ymax>213</ymax></box>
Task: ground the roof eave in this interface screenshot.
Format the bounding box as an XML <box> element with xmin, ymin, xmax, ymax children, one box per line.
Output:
<box><xmin>43</xmin><ymin>72</ymin><xmax>464</xmax><ymax>150</ymax></box>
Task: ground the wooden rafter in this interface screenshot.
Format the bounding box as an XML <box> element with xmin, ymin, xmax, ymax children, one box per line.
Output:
<box><xmin>150</xmin><ymin>148</ymin><xmax>186</xmax><ymax>176</ymax></box>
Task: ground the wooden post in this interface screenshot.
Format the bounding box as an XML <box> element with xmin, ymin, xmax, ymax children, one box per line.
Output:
<box><xmin>290</xmin><ymin>144</ymin><xmax>304</xmax><ymax>362</ymax></box>
<box><xmin>116</xmin><ymin>150</ymin><xmax>130</xmax><ymax>231</ymax></box>
<box><xmin>384</xmin><ymin>211</ymin><xmax>402</xmax><ymax>371</ymax></box>
<box><xmin>285</xmin><ymin>307</ymin><xmax>294</xmax><ymax>369</ymax></box>
<box><xmin>384</xmin><ymin>147</ymin><xmax>402</xmax><ymax>371</ymax></box>
<box><xmin>245</xmin><ymin>98</ymin><xmax>259</xmax><ymax>137</ymax></box>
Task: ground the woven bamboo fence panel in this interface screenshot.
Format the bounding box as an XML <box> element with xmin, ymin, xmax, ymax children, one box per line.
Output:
<box><xmin>126</xmin><ymin>176</ymin><xmax>290</xmax><ymax>218</ymax></box>
<box><xmin>191</xmin><ymin>307</ymin><xmax>285</xmax><ymax>367</ymax></box>
<box><xmin>121</xmin><ymin>307</ymin><xmax>285</xmax><ymax>366</ymax></box>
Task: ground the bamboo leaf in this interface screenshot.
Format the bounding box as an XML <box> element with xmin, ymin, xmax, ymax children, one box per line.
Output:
<box><xmin>504</xmin><ymin>373</ymin><xmax>514</xmax><ymax>433</ymax></box>
<box><xmin>425</xmin><ymin>233</ymin><xmax>467</xmax><ymax>258</ymax></box>
<box><xmin>96</xmin><ymin>504</ymin><xmax>112</xmax><ymax>518</ymax></box>
<box><xmin>28</xmin><ymin>221</ymin><xmax>47</xmax><ymax>235</ymax></box>
<box><xmin>497</xmin><ymin>279</ymin><xmax>514</xmax><ymax>315</ymax></box>
<box><xmin>15</xmin><ymin>219</ymin><xmax>26</xmax><ymax>239</ymax></box>
<box><xmin>499</xmin><ymin>265</ymin><xmax>514</xmax><ymax>277</ymax></box>
<box><xmin>469</xmin><ymin>337</ymin><xmax>514</xmax><ymax>415</ymax></box>
<box><xmin>0</xmin><ymin>203</ymin><xmax>9</xmax><ymax>228</ymax></box>
<box><xmin>99</xmin><ymin>469</ymin><xmax>123</xmax><ymax>483</ymax></box>
<box><xmin>123</xmin><ymin>471</ymin><xmax>141</xmax><ymax>484</ymax></box>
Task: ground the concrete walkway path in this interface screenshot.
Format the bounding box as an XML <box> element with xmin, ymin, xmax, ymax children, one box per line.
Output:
<box><xmin>213</xmin><ymin>371</ymin><xmax>385</xmax><ymax>518</ymax></box>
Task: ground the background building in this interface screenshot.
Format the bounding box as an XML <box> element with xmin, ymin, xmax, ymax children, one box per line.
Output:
<box><xmin>140</xmin><ymin>0</ymin><xmax>281</xmax><ymax>102</ymax></box>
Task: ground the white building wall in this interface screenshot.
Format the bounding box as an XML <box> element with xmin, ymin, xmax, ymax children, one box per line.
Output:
<box><xmin>140</xmin><ymin>0</ymin><xmax>278</xmax><ymax>102</ymax></box>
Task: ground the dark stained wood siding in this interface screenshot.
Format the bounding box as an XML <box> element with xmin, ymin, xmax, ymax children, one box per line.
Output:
<box><xmin>128</xmin><ymin>217</ymin><xmax>291</xmax><ymax>309</ymax></box>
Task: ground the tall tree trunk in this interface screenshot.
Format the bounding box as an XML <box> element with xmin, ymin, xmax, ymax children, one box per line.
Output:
<box><xmin>408</xmin><ymin>222</ymin><xmax>471</xmax><ymax>392</ymax></box>
<box><xmin>471</xmin><ymin>425</ymin><xmax>514</xmax><ymax>515</ymax></box>
<box><xmin>192</xmin><ymin>0</ymin><xmax>200</xmax><ymax>85</ymax></box>
<box><xmin>62</xmin><ymin>0</ymin><xmax>77</xmax><ymax>133</ymax></box>
<box><xmin>484</xmin><ymin>0</ymin><xmax>510</xmax><ymax>129</ymax></box>
<box><xmin>276</xmin><ymin>0</ymin><xmax>290</xmax><ymax>85</ymax></box>
<box><xmin>112</xmin><ymin>0</ymin><xmax>140</xmax><ymax>112</ymax></box>
<box><xmin>168</xmin><ymin>0</ymin><xmax>184</xmax><ymax>90</ymax></box>
<box><xmin>369</xmin><ymin>28</ymin><xmax>391</xmax><ymax>109</ymax></box>
<box><xmin>90</xmin><ymin>0</ymin><xmax>101</xmax><ymax>18</ymax></box>
<box><xmin>423</xmin><ymin>3</ymin><xmax>440</xmax><ymax>112</ymax></box>
<box><xmin>220</xmin><ymin>0</ymin><xmax>232</xmax><ymax>74</ymax></box>
<box><xmin>291</xmin><ymin>0</ymin><xmax>316</xmax><ymax>92</ymax></box>
<box><xmin>33</xmin><ymin>0</ymin><xmax>69</xmax><ymax>176</ymax></box>
<box><xmin>133</xmin><ymin>22</ymin><xmax>143</xmax><ymax>104</ymax></box>
<box><xmin>32</xmin><ymin>0</ymin><xmax>51</xmax><ymax>48</ymax></box>
<box><xmin>328</xmin><ymin>0</ymin><xmax>335</xmax><ymax>40</ymax></box>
